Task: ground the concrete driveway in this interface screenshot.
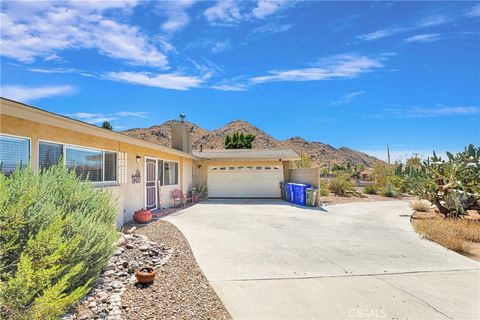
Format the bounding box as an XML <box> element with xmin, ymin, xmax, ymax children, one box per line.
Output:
<box><xmin>164</xmin><ymin>200</ymin><xmax>480</xmax><ymax>320</ymax></box>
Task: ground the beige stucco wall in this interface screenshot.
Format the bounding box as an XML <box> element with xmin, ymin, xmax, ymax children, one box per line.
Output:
<box><xmin>1</xmin><ymin>113</ymin><xmax>193</xmax><ymax>226</ymax></box>
<box><xmin>289</xmin><ymin>168</ymin><xmax>321</xmax><ymax>206</ymax></box>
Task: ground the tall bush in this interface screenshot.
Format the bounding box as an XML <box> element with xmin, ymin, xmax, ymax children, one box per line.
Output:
<box><xmin>328</xmin><ymin>174</ymin><xmax>355</xmax><ymax>196</ymax></box>
<box><xmin>0</xmin><ymin>164</ymin><xmax>119</xmax><ymax>319</ymax></box>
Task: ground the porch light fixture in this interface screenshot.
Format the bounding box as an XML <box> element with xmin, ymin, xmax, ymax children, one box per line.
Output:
<box><xmin>136</xmin><ymin>155</ymin><xmax>141</xmax><ymax>163</ymax></box>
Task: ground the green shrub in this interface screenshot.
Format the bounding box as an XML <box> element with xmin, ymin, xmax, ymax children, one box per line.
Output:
<box><xmin>0</xmin><ymin>164</ymin><xmax>119</xmax><ymax>320</ymax></box>
<box><xmin>194</xmin><ymin>183</ymin><xmax>209</xmax><ymax>199</ymax></box>
<box><xmin>382</xmin><ymin>183</ymin><xmax>398</xmax><ymax>198</ymax></box>
<box><xmin>364</xmin><ymin>184</ymin><xmax>377</xmax><ymax>195</ymax></box>
<box><xmin>328</xmin><ymin>174</ymin><xmax>355</xmax><ymax>196</ymax></box>
<box><xmin>319</xmin><ymin>182</ymin><xmax>329</xmax><ymax>196</ymax></box>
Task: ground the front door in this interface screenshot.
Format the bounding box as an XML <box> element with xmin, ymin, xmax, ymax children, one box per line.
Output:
<box><xmin>145</xmin><ymin>158</ymin><xmax>157</xmax><ymax>210</ymax></box>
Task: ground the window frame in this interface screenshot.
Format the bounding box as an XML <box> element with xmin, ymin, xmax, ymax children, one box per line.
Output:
<box><xmin>37</xmin><ymin>139</ymin><xmax>118</xmax><ymax>183</ymax></box>
<box><xmin>163</xmin><ymin>160</ymin><xmax>179</xmax><ymax>186</ymax></box>
<box><xmin>0</xmin><ymin>133</ymin><xmax>31</xmax><ymax>174</ymax></box>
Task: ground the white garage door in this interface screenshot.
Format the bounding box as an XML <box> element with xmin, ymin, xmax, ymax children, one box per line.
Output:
<box><xmin>208</xmin><ymin>165</ymin><xmax>283</xmax><ymax>198</ymax></box>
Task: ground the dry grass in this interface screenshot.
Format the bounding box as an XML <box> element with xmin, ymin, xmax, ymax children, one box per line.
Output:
<box><xmin>412</xmin><ymin>218</ymin><xmax>480</xmax><ymax>255</ymax></box>
<box><xmin>410</xmin><ymin>199</ymin><xmax>432</xmax><ymax>212</ymax></box>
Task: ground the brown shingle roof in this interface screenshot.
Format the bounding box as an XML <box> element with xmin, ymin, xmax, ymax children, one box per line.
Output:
<box><xmin>193</xmin><ymin>149</ymin><xmax>299</xmax><ymax>160</ymax></box>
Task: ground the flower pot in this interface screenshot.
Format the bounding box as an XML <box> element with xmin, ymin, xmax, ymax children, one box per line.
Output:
<box><xmin>135</xmin><ymin>267</ymin><xmax>156</xmax><ymax>284</ymax></box>
<box><xmin>133</xmin><ymin>209</ymin><xmax>152</xmax><ymax>224</ymax></box>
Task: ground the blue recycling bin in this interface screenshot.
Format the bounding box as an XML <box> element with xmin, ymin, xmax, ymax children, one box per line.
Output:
<box><xmin>292</xmin><ymin>183</ymin><xmax>310</xmax><ymax>206</ymax></box>
<box><xmin>285</xmin><ymin>183</ymin><xmax>295</xmax><ymax>203</ymax></box>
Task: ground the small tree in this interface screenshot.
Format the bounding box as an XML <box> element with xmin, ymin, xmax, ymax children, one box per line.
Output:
<box><xmin>102</xmin><ymin>121</ymin><xmax>113</xmax><ymax>130</ymax></box>
<box><xmin>294</xmin><ymin>153</ymin><xmax>312</xmax><ymax>168</ymax></box>
<box><xmin>404</xmin><ymin>144</ymin><xmax>480</xmax><ymax>218</ymax></box>
<box><xmin>224</xmin><ymin>131</ymin><xmax>256</xmax><ymax>149</ymax></box>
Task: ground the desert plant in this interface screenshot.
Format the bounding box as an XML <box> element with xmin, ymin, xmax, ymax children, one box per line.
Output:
<box><xmin>194</xmin><ymin>183</ymin><xmax>209</xmax><ymax>199</ymax></box>
<box><xmin>328</xmin><ymin>174</ymin><xmax>355</xmax><ymax>196</ymax></box>
<box><xmin>294</xmin><ymin>153</ymin><xmax>312</xmax><ymax>169</ymax></box>
<box><xmin>410</xmin><ymin>199</ymin><xmax>431</xmax><ymax>212</ymax></box>
<box><xmin>319</xmin><ymin>182</ymin><xmax>329</xmax><ymax>196</ymax></box>
<box><xmin>363</xmin><ymin>184</ymin><xmax>377</xmax><ymax>195</ymax></box>
<box><xmin>404</xmin><ymin>145</ymin><xmax>480</xmax><ymax>218</ymax></box>
<box><xmin>381</xmin><ymin>183</ymin><xmax>398</xmax><ymax>198</ymax></box>
<box><xmin>0</xmin><ymin>164</ymin><xmax>119</xmax><ymax>319</ymax></box>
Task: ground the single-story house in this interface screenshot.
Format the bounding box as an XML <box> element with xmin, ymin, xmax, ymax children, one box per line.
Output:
<box><xmin>0</xmin><ymin>98</ymin><xmax>300</xmax><ymax>225</ymax></box>
<box><xmin>359</xmin><ymin>168</ymin><xmax>374</xmax><ymax>181</ymax></box>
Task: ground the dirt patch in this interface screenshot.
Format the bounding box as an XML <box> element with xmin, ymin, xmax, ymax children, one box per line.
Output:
<box><xmin>121</xmin><ymin>220</ymin><xmax>231</xmax><ymax>320</ymax></box>
<box><xmin>411</xmin><ymin>210</ymin><xmax>480</xmax><ymax>262</ymax></box>
<box><xmin>319</xmin><ymin>193</ymin><xmax>413</xmax><ymax>206</ymax></box>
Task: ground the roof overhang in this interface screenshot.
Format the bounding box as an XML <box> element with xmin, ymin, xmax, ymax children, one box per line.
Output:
<box><xmin>0</xmin><ymin>97</ymin><xmax>198</xmax><ymax>160</ymax></box>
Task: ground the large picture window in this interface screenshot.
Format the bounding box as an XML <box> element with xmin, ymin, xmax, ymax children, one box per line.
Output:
<box><xmin>66</xmin><ymin>146</ymin><xmax>103</xmax><ymax>182</ymax></box>
<box><xmin>164</xmin><ymin>161</ymin><xmax>178</xmax><ymax>185</ymax></box>
<box><xmin>0</xmin><ymin>134</ymin><xmax>30</xmax><ymax>175</ymax></box>
<box><xmin>39</xmin><ymin>141</ymin><xmax>63</xmax><ymax>170</ymax></box>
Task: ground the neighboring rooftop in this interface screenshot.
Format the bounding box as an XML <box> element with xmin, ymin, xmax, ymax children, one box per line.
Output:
<box><xmin>193</xmin><ymin>149</ymin><xmax>300</xmax><ymax>161</ymax></box>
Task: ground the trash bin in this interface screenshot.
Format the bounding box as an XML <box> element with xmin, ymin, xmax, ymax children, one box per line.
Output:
<box><xmin>292</xmin><ymin>183</ymin><xmax>310</xmax><ymax>206</ymax></box>
<box><xmin>306</xmin><ymin>187</ymin><xmax>318</xmax><ymax>207</ymax></box>
<box><xmin>279</xmin><ymin>182</ymin><xmax>287</xmax><ymax>200</ymax></box>
<box><xmin>286</xmin><ymin>183</ymin><xmax>295</xmax><ymax>203</ymax></box>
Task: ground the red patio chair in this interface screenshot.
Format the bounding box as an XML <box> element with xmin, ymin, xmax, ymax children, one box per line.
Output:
<box><xmin>171</xmin><ymin>189</ymin><xmax>193</xmax><ymax>208</ymax></box>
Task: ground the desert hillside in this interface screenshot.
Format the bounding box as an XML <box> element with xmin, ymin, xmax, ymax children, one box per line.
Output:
<box><xmin>122</xmin><ymin>120</ymin><xmax>383</xmax><ymax>167</ymax></box>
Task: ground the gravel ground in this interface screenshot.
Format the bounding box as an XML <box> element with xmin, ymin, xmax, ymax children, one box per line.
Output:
<box><xmin>121</xmin><ymin>220</ymin><xmax>231</xmax><ymax>320</ymax></box>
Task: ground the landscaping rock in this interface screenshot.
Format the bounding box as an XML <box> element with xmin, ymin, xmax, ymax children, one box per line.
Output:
<box><xmin>65</xmin><ymin>226</ymin><xmax>172</xmax><ymax>320</ymax></box>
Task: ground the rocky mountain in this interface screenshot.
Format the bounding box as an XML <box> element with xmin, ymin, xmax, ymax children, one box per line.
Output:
<box><xmin>122</xmin><ymin>120</ymin><xmax>383</xmax><ymax>167</ymax></box>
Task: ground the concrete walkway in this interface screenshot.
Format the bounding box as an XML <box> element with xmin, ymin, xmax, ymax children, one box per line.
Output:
<box><xmin>164</xmin><ymin>200</ymin><xmax>480</xmax><ymax>320</ymax></box>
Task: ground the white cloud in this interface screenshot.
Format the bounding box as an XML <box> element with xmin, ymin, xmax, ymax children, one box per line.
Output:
<box><xmin>1</xmin><ymin>85</ymin><xmax>76</xmax><ymax>102</ymax></box>
<box><xmin>383</xmin><ymin>106</ymin><xmax>479</xmax><ymax>118</ymax></box>
<box><xmin>204</xmin><ymin>0</ymin><xmax>294</xmax><ymax>25</ymax></box>
<box><xmin>106</xmin><ymin>71</ymin><xmax>204</xmax><ymax>90</ymax></box>
<box><xmin>115</xmin><ymin>111</ymin><xmax>149</xmax><ymax>118</ymax></box>
<box><xmin>204</xmin><ymin>0</ymin><xmax>243</xmax><ymax>24</ymax></box>
<box><xmin>252</xmin><ymin>0</ymin><xmax>290</xmax><ymax>19</ymax></box>
<box><xmin>250</xmin><ymin>23</ymin><xmax>292</xmax><ymax>36</ymax></box>
<box><xmin>211</xmin><ymin>83</ymin><xmax>248</xmax><ymax>91</ymax></box>
<box><xmin>66</xmin><ymin>112</ymin><xmax>117</xmax><ymax>124</ymax></box>
<box><xmin>404</xmin><ymin>33</ymin><xmax>441</xmax><ymax>44</ymax></box>
<box><xmin>66</xmin><ymin>108</ymin><xmax>149</xmax><ymax>125</ymax></box>
<box><xmin>357</xmin><ymin>14</ymin><xmax>450</xmax><ymax>42</ymax></box>
<box><xmin>330</xmin><ymin>90</ymin><xmax>366</xmax><ymax>106</ymax></box>
<box><xmin>466</xmin><ymin>4</ymin><xmax>480</xmax><ymax>17</ymax></box>
<box><xmin>211</xmin><ymin>40</ymin><xmax>231</xmax><ymax>54</ymax></box>
<box><xmin>0</xmin><ymin>2</ymin><xmax>168</xmax><ymax>67</ymax></box>
<box><xmin>251</xmin><ymin>54</ymin><xmax>384</xmax><ymax>84</ymax></box>
<box><xmin>157</xmin><ymin>0</ymin><xmax>198</xmax><ymax>33</ymax></box>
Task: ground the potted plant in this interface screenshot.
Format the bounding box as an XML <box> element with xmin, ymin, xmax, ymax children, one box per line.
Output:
<box><xmin>133</xmin><ymin>208</ymin><xmax>152</xmax><ymax>223</ymax></box>
<box><xmin>135</xmin><ymin>267</ymin><xmax>156</xmax><ymax>284</ymax></box>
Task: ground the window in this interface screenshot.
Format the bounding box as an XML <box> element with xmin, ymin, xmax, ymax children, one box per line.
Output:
<box><xmin>0</xmin><ymin>134</ymin><xmax>29</xmax><ymax>175</ymax></box>
<box><xmin>164</xmin><ymin>161</ymin><xmax>178</xmax><ymax>185</ymax></box>
<box><xmin>66</xmin><ymin>146</ymin><xmax>103</xmax><ymax>182</ymax></box>
<box><xmin>65</xmin><ymin>146</ymin><xmax>117</xmax><ymax>182</ymax></box>
<box><xmin>39</xmin><ymin>141</ymin><xmax>63</xmax><ymax>170</ymax></box>
<box><xmin>104</xmin><ymin>151</ymin><xmax>117</xmax><ymax>182</ymax></box>
<box><xmin>229</xmin><ymin>167</ymin><xmax>235</xmax><ymax>170</ymax></box>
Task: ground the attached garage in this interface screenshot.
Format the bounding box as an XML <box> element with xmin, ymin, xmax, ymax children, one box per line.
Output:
<box><xmin>208</xmin><ymin>165</ymin><xmax>283</xmax><ymax>198</ymax></box>
<box><xmin>193</xmin><ymin>149</ymin><xmax>300</xmax><ymax>199</ymax></box>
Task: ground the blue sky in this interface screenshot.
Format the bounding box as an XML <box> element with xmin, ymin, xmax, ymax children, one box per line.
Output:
<box><xmin>1</xmin><ymin>0</ymin><xmax>479</xmax><ymax>161</ymax></box>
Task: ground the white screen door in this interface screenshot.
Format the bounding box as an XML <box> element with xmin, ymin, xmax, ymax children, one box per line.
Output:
<box><xmin>145</xmin><ymin>158</ymin><xmax>157</xmax><ymax>209</ymax></box>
